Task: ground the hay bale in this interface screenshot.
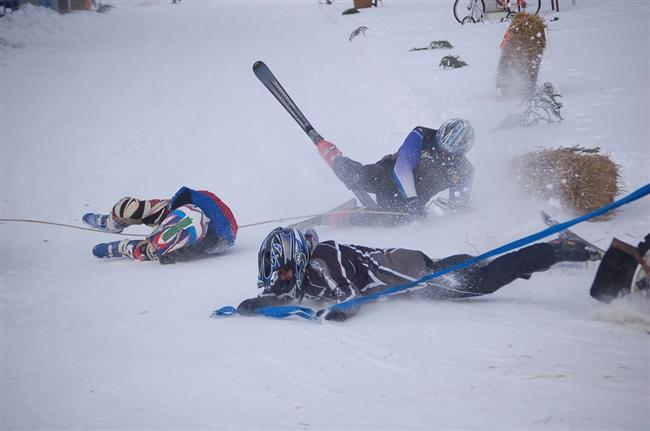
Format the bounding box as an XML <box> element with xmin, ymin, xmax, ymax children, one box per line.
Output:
<box><xmin>497</xmin><ymin>13</ymin><xmax>546</xmax><ymax>99</ymax></box>
<box><xmin>354</xmin><ymin>0</ymin><xmax>373</xmax><ymax>8</ymax></box>
<box><xmin>512</xmin><ymin>147</ymin><xmax>620</xmax><ymax>220</ymax></box>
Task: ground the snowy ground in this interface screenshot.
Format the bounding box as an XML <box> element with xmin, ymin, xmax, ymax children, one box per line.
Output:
<box><xmin>1</xmin><ymin>1</ymin><xmax>649</xmax><ymax>430</ymax></box>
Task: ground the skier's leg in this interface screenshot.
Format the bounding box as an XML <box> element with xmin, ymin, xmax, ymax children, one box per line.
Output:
<box><xmin>120</xmin><ymin>239</ymin><xmax>158</xmax><ymax>261</ymax></box>
<box><xmin>465</xmin><ymin>243</ymin><xmax>558</xmax><ymax>296</ymax></box>
<box><xmin>316</xmin><ymin>140</ymin><xmax>390</xmax><ymax>199</ymax></box>
<box><xmin>418</xmin><ymin>245</ymin><xmax>555</xmax><ymax>299</ymax></box>
<box><xmin>92</xmin><ymin>239</ymin><xmax>157</xmax><ymax>261</ymax></box>
<box><xmin>111</xmin><ymin>197</ymin><xmax>171</xmax><ymax>228</ymax></box>
<box><xmin>460</xmin><ymin>237</ymin><xmax>597</xmax><ymax>296</ymax></box>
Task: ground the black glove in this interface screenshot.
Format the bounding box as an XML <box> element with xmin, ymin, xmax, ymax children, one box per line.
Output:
<box><xmin>237</xmin><ymin>298</ymin><xmax>263</xmax><ymax>315</ymax></box>
<box><xmin>404</xmin><ymin>197</ymin><xmax>427</xmax><ymax>218</ymax></box>
<box><xmin>237</xmin><ymin>296</ymin><xmax>290</xmax><ymax>316</ymax></box>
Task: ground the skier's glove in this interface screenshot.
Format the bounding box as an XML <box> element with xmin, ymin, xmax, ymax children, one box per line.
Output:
<box><xmin>237</xmin><ymin>297</ymin><xmax>263</xmax><ymax>316</ymax></box>
<box><xmin>237</xmin><ymin>296</ymin><xmax>290</xmax><ymax>316</ymax></box>
<box><xmin>316</xmin><ymin>140</ymin><xmax>342</xmax><ymax>167</ymax></box>
<box><xmin>404</xmin><ymin>197</ymin><xmax>427</xmax><ymax>218</ymax></box>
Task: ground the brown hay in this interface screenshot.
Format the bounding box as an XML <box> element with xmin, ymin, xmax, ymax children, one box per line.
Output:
<box><xmin>512</xmin><ymin>148</ymin><xmax>620</xmax><ymax>220</ymax></box>
<box><xmin>353</xmin><ymin>0</ymin><xmax>373</xmax><ymax>8</ymax></box>
<box><xmin>497</xmin><ymin>13</ymin><xmax>547</xmax><ymax>99</ymax></box>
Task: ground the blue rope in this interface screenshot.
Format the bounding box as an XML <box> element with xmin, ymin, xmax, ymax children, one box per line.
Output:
<box><xmin>212</xmin><ymin>183</ymin><xmax>650</xmax><ymax>321</ymax></box>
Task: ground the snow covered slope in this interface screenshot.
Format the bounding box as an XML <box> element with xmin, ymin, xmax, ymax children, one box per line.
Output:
<box><xmin>1</xmin><ymin>1</ymin><xmax>649</xmax><ymax>429</ymax></box>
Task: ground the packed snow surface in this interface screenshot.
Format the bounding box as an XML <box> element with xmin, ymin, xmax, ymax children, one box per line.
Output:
<box><xmin>1</xmin><ymin>1</ymin><xmax>649</xmax><ymax>430</ymax></box>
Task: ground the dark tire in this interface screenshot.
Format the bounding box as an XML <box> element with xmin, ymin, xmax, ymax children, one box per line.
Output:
<box><xmin>453</xmin><ymin>0</ymin><xmax>485</xmax><ymax>24</ymax></box>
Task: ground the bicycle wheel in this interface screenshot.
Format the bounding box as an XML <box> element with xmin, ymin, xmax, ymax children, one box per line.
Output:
<box><xmin>453</xmin><ymin>0</ymin><xmax>485</xmax><ymax>24</ymax></box>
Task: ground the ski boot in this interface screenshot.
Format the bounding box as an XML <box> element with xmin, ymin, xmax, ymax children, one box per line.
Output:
<box><xmin>549</xmin><ymin>235</ymin><xmax>603</xmax><ymax>262</ymax></box>
<box><xmin>83</xmin><ymin>213</ymin><xmax>127</xmax><ymax>233</ymax></box>
<box><xmin>92</xmin><ymin>239</ymin><xmax>157</xmax><ymax>261</ymax></box>
<box><xmin>92</xmin><ymin>239</ymin><xmax>129</xmax><ymax>258</ymax></box>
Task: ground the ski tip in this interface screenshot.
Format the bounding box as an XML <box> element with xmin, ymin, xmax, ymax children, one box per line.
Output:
<box><xmin>252</xmin><ymin>60</ymin><xmax>265</xmax><ymax>70</ymax></box>
<box><xmin>540</xmin><ymin>210</ymin><xmax>554</xmax><ymax>224</ymax></box>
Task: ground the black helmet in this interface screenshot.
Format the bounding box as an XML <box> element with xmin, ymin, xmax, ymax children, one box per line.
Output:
<box><xmin>257</xmin><ymin>227</ymin><xmax>310</xmax><ymax>298</ymax></box>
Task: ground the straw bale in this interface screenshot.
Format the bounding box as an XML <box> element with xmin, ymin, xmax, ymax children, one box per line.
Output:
<box><xmin>513</xmin><ymin>147</ymin><xmax>620</xmax><ymax>220</ymax></box>
<box><xmin>497</xmin><ymin>13</ymin><xmax>547</xmax><ymax>98</ymax></box>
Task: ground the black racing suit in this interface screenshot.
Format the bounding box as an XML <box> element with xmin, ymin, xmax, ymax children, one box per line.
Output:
<box><xmin>331</xmin><ymin>127</ymin><xmax>473</xmax><ymax>224</ymax></box>
<box><xmin>238</xmin><ymin>240</ymin><xmax>559</xmax><ymax>321</ymax></box>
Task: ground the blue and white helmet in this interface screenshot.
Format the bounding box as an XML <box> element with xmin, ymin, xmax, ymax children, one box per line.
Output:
<box><xmin>436</xmin><ymin>118</ymin><xmax>475</xmax><ymax>155</ymax></box>
<box><xmin>257</xmin><ymin>227</ymin><xmax>310</xmax><ymax>298</ymax></box>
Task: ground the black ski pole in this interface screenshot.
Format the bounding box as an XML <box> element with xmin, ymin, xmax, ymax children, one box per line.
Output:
<box><xmin>252</xmin><ymin>61</ymin><xmax>377</xmax><ymax>210</ymax></box>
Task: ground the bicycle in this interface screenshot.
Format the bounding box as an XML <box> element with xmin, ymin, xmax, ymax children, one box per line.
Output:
<box><xmin>453</xmin><ymin>0</ymin><xmax>541</xmax><ymax>25</ymax></box>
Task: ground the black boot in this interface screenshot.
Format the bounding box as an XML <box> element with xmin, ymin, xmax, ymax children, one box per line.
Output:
<box><xmin>549</xmin><ymin>237</ymin><xmax>602</xmax><ymax>262</ymax></box>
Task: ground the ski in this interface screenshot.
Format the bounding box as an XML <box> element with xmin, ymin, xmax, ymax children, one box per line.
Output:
<box><xmin>541</xmin><ymin>211</ymin><xmax>606</xmax><ymax>257</ymax></box>
<box><xmin>252</xmin><ymin>61</ymin><xmax>377</xmax><ymax>210</ymax></box>
<box><xmin>289</xmin><ymin>198</ymin><xmax>359</xmax><ymax>231</ymax></box>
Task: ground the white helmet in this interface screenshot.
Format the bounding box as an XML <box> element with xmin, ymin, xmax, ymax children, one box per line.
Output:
<box><xmin>436</xmin><ymin>118</ymin><xmax>475</xmax><ymax>155</ymax></box>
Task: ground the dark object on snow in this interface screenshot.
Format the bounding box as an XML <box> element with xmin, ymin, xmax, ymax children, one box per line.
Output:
<box><xmin>342</xmin><ymin>8</ymin><xmax>359</xmax><ymax>15</ymax></box>
<box><xmin>96</xmin><ymin>3</ymin><xmax>114</xmax><ymax>13</ymax></box>
<box><xmin>349</xmin><ymin>26</ymin><xmax>368</xmax><ymax>41</ymax></box>
<box><xmin>439</xmin><ymin>55</ymin><xmax>467</xmax><ymax>69</ymax></box>
<box><xmin>499</xmin><ymin>82</ymin><xmax>563</xmax><ymax>128</ymax></box>
<box><xmin>512</xmin><ymin>147</ymin><xmax>620</xmax><ymax>219</ymax></box>
<box><xmin>430</xmin><ymin>40</ymin><xmax>453</xmax><ymax>49</ymax></box>
<box><xmin>409</xmin><ymin>40</ymin><xmax>454</xmax><ymax>51</ymax></box>
<box><xmin>590</xmin><ymin>235</ymin><xmax>650</xmax><ymax>303</ymax></box>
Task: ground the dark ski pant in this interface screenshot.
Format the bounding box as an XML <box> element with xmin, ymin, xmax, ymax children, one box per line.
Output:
<box><xmin>420</xmin><ymin>243</ymin><xmax>558</xmax><ymax>299</ymax></box>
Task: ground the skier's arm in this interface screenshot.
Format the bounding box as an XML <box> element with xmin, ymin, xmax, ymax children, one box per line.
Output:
<box><xmin>392</xmin><ymin>129</ymin><xmax>424</xmax><ymax>199</ymax></box>
<box><xmin>307</xmin><ymin>242</ymin><xmax>359</xmax><ymax>303</ymax></box>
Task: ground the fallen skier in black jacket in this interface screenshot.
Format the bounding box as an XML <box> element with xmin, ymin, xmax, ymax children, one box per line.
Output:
<box><xmin>238</xmin><ymin>227</ymin><xmax>601</xmax><ymax>321</ymax></box>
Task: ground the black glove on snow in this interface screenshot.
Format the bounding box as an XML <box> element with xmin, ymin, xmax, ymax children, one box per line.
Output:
<box><xmin>237</xmin><ymin>298</ymin><xmax>263</xmax><ymax>315</ymax></box>
<box><xmin>237</xmin><ymin>296</ymin><xmax>290</xmax><ymax>316</ymax></box>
